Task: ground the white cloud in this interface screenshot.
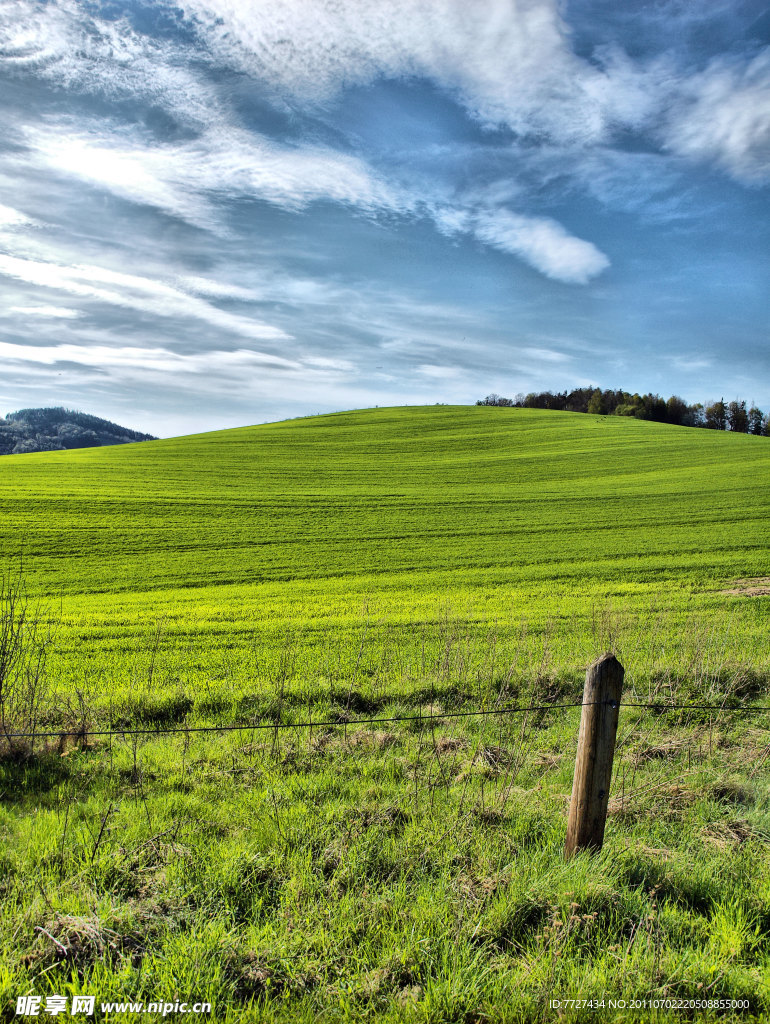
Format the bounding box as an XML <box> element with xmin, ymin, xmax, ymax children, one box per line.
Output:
<box><xmin>0</xmin><ymin>0</ymin><xmax>665</xmax><ymax>160</ymax></box>
<box><xmin>0</xmin><ymin>338</ymin><xmax>361</xmax><ymax>403</ymax></box>
<box><xmin>175</xmin><ymin>0</ymin><xmax>653</xmax><ymax>146</ymax></box>
<box><xmin>173</xmin><ymin>127</ymin><xmax>408</xmax><ymax>213</ymax></box>
<box><xmin>432</xmin><ymin>205</ymin><xmax>473</xmax><ymax>237</ymax></box>
<box><xmin>304</xmin><ymin>355</ymin><xmax>356</xmax><ymax>371</ymax></box>
<box><xmin>2</xmin><ymin>0</ymin><xmax>766</xmax><ymax>413</ymax></box>
<box><xmin>473</xmin><ymin>209</ymin><xmax>609</xmax><ymax>283</ymax></box>
<box><xmin>666</xmin><ymin>353</ymin><xmax>713</xmax><ymax>372</ymax></box>
<box><xmin>5</xmin><ymin>0</ymin><xmax>734</xmax><ymax>292</ymax></box>
<box><xmin>5</xmin><ymin>0</ymin><xmax>768</xmax><ymax>194</ymax></box>
<box><xmin>6</xmin><ymin>305</ymin><xmax>81</xmax><ymax>318</ymax></box>
<box><xmin>25</xmin><ymin>129</ymin><xmax>218</xmax><ymax>230</ymax></box>
<box><xmin>0</xmin><ymin>253</ymin><xmax>289</xmax><ymax>340</ymax></box>
<box><xmin>22</xmin><ymin>114</ymin><xmax>612</xmax><ymax>295</ymax></box>
<box><xmin>23</xmin><ymin>122</ymin><xmax>412</xmax><ymax>231</ymax></box>
<box><xmin>665</xmin><ymin>50</ymin><xmax>770</xmax><ymax>183</ymax></box>
<box><xmin>0</xmin><ymin>340</ymin><xmax>296</xmax><ymax>374</ymax></box>
<box><xmin>19</xmin><ymin>119</ymin><xmax>616</xmax><ymax>288</ymax></box>
<box><xmin>417</xmin><ymin>363</ymin><xmax>462</xmax><ymax>379</ymax></box>
<box><xmin>561</xmin><ymin>147</ymin><xmax>689</xmax><ymax>220</ymax></box>
<box><xmin>0</xmin><ymin>0</ymin><xmax>222</xmax><ymax>130</ymax></box>
<box><xmin>521</xmin><ymin>346</ymin><xmax>571</xmax><ymax>363</ymax></box>
<box><xmin>178</xmin><ymin>276</ymin><xmax>256</xmax><ymax>300</ymax></box>
<box><xmin>0</xmin><ymin>203</ymin><xmax>36</xmax><ymax>228</ymax></box>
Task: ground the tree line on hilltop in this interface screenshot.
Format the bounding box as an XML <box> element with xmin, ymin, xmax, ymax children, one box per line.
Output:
<box><xmin>477</xmin><ymin>388</ymin><xmax>770</xmax><ymax>435</ymax></box>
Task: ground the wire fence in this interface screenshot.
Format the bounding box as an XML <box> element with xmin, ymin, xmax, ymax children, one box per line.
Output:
<box><xmin>4</xmin><ymin>697</ymin><xmax>770</xmax><ymax>742</ymax></box>
<box><xmin>5</xmin><ymin>682</ymin><xmax>770</xmax><ymax>873</ymax></box>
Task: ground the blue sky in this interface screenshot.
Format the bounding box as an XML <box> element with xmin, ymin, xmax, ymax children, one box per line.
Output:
<box><xmin>0</xmin><ymin>0</ymin><xmax>768</xmax><ymax>436</ymax></box>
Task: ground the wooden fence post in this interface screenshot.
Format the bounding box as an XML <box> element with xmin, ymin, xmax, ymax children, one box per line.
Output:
<box><xmin>564</xmin><ymin>652</ymin><xmax>624</xmax><ymax>859</ymax></box>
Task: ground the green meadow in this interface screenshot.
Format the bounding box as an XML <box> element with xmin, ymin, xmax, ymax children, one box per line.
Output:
<box><xmin>2</xmin><ymin>406</ymin><xmax>770</xmax><ymax>1022</ymax></box>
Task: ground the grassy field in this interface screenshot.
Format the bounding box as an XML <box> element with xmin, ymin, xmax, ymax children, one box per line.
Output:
<box><xmin>2</xmin><ymin>406</ymin><xmax>770</xmax><ymax>1021</ymax></box>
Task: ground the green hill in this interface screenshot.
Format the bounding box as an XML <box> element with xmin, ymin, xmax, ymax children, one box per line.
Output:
<box><xmin>0</xmin><ymin>406</ymin><xmax>156</xmax><ymax>455</ymax></box>
<box><xmin>2</xmin><ymin>404</ymin><xmax>769</xmax><ymax>695</ymax></box>
<box><xmin>4</xmin><ymin>404</ymin><xmax>770</xmax><ymax>589</ymax></box>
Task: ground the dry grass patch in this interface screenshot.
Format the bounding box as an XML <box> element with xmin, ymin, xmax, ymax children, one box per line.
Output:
<box><xmin>720</xmin><ymin>577</ymin><xmax>770</xmax><ymax>596</ymax></box>
<box><xmin>701</xmin><ymin>819</ymin><xmax>754</xmax><ymax>848</ymax></box>
<box><xmin>22</xmin><ymin>914</ymin><xmax>144</xmax><ymax>973</ymax></box>
<box><xmin>607</xmin><ymin>778</ymin><xmax>699</xmax><ymax>818</ymax></box>
<box><xmin>630</xmin><ymin>737</ymin><xmax>688</xmax><ymax>765</ymax></box>
<box><xmin>226</xmin><ymin>950</ymin><xmax>319</xmax><ymax>1000</ymax></box>
<box><xmin>434</xmin><ymin>735</ymin><xmax>466</xmax><ymax>753</ymax></box>
<box><xmin>479</xmin><ymin>745</ymin><xmax>514</xmax><ymax>771</ymax></box>
<box><xmin>632</xmin><ymin>843</ymin><xmax>675</xmax><ymax>861</ymax></box>
<box><xmin>533</xmin><ymin>752</ymin><xmax>563</xmax><ymax>771</ymax></box>
<box><xmin>345</xmin><ymin>729</ymin><xmax>399</xmax><ymax>749</ymax></box>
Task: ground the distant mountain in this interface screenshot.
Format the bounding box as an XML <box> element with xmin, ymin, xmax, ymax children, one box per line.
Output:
<box><xmin>0</xmin><ymin>407</ymin><xmax>157</xmax><ymax>455</ymax></box>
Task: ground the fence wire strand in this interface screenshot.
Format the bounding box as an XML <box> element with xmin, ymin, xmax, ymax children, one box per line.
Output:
<box><xmin>4</xmin><ymin>697</ymin><xmax>770</xmax><ymax>742</ymax></box>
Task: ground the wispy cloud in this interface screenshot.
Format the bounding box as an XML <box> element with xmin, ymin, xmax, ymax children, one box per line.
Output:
<box><xmin>0</xmin><ymin>336</ymin><xmax>365</xmax><ymax>412</ymax></box>
<box><xmin>0</xmin><ymin>0</ymin><xmax>221</xmax><ymax>130</ymax></box>
<box><xmin>417</xmin><ymin>363</ymin><xmax>463</xmax><ymax>379</ymax></box>
<box><xmin>5</xmin><ymin>305</ymin><xmax>81</xmax><ymax>318</ymax></box>
<box><xmin>18</xmin><ymin>116</ymin><xmax>609</xmax><ymax>285</ymax></box>
<box><xmin>175</xmin><ymin>0</ymin><xmax>653</xmax><ymax>145</ymax></box>
<box><xmin>664</xmin><ymin>50</ymin><xmax>770</xmax><ymax>183</ymax></box>
<box><xmin>0</xmin><ymin>253</ymin><xmax>288</xmax><ymax>341</ymax></box>
<box><xmin>3</xmin><ymin>0</ymin><xmax>652</xmax><ymax>149</ymax></box>
<box><xmin>0</xmin><ymin>202</ymin><xmax>36</xmax><ymax>228</ymax></box>
<box><xmin>23</xmin><ymin>122</ymin><xmax>412</xmax><ymax>231</ymax></box>
<box><xmin>521</xmin><ymin>346</ymin><xmax>572</xmax><ymax>363</ymax></box>
<box><xmin>177</xmin><ymin>276</ymin><xmax>257</xmax><ymax>301</ymax></box>
<box><xmin>0</xmin><ymin>339</ymin><xmax>296</xmax><ymax>374</ymax></box>
<box><xmin>6</xmin><ymin>0</ymin><xmax>760</xmax><ymax>288</ymax></box>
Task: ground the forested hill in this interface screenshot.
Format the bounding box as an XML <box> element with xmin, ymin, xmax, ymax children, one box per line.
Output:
<box><xmin>0</xmin><ymin>407</ymin><xmax>157</xmax><ymax>455</ymax></box>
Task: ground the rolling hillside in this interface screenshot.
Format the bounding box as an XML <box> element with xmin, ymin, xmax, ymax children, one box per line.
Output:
<box><xmin>1</xmin><ymin>403</ymin><xmax>768</xmax><ymax>698</ymax></box>
<box><xmin>3</xmin><ymin>404</ymin><xmax>769</xmax><ymax>594</ymax></box>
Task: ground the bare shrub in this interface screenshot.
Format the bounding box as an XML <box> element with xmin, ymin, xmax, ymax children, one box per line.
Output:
<box><xmin>0</xmin><ymin>570</ymin><xmax>54</xmax><ymax>756</ymax></box>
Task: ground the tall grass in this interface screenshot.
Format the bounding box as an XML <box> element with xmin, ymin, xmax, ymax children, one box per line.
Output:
<box><xmin>3</xmin><ymin>600</ymin><xmax>770</xmax><ymax>1021</ymax></box>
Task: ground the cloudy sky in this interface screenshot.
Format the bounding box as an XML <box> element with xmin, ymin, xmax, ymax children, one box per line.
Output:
<box><xmin>1</xmin><ymin>0</ymin><xmax>769</xmax><ymax>436</ymax></box>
